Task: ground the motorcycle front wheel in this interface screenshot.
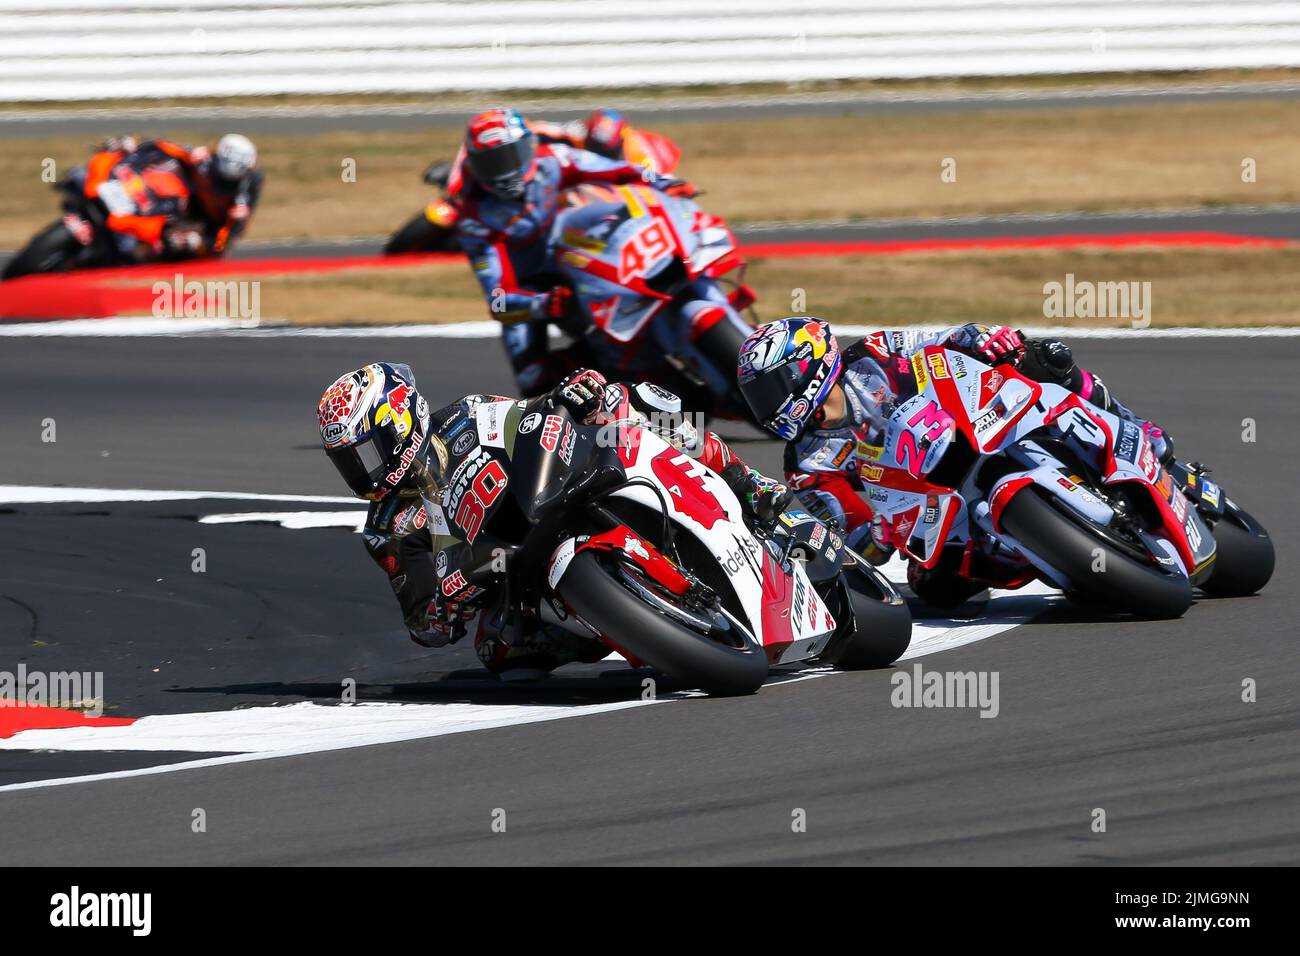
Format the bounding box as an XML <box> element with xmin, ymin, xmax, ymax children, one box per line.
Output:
<box><xmin>999</xmin><ymin>487</ymin><xmax>1192</xmax><ymax>619</ymax></box>
<box><xmin>818</xmin><ymin>563</ymin><xmax>913</xmax><ymax>669</ymax></box>
<box><xmin>557</xmin><ymin>551</ymin><xmax>770</xmax><ymax>696</ymax></box>
<box><xmin>2</xmin><ymin>221</ymin><xmax>82</xmax><ymax>279</ymax></box>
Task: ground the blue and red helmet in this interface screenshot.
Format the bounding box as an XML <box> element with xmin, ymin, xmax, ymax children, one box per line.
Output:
<box><xmin>737</xmin><ymin>317</ymin><xmax>842</xmax><ymax>440</ymax></box>
<box><xmin>464</xmin><ymin>108</ymin><xmax>536</xmax><ymax>199</ymax></box>
<box><xmin>318</xmin><ymin>362</ymin><xmax>444</xmax><ymax>500</ymax></box>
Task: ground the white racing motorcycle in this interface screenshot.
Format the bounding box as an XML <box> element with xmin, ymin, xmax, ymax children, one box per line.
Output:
<box><xmin>856</xmin><ymin>345</ymin><xmax>1274</xmax><ymax>617</ymax></box>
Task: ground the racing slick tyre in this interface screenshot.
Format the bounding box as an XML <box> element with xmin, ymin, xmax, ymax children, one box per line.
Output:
<box><xmin>819</xmin><ymin>565</ymin><xmax>912</xmax><ymax>669</ymax></box>
<box><xmin>2</xmin><ymin>221</ymin><xmax>80</xmax><ymax>279</ymax></box>
<box><xmin>1201</xmin><ymin>506</ymin><xmax>1274</xmax><ymax>597</ymax></box>
<box><xmin>383</xmin><ymin>213</ymin><xmax>458</xmax><ymax>255</ymax></box>
<box><xmin>999</xmin><ymin>488</ymin><xmax>1192</xmax><ymax>619</ymax></box>
<box><xmin>557</xmin><ymin>551</ymin><xmax>769</xmax><ymax>696</ymax></box>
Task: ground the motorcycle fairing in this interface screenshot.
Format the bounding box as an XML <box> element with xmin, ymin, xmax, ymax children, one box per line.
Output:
<box><xmin>918</xmin><ymin>346</ymin><xmax>1044</xmax><ymax>454</ymax></box>
<box><xmin>83</xmin><ymin>151</ymin><xmax>193</xmax><ymax>247</ymax></box>
<box><xmin>976</xmin><ymin>384</ymin><xmax>1215</xmax><ymax>580</ymax></box>
<box><xmin>595</xmin><ymin>429</ymin><xmax>836</xmax><ymax>664</ymax></box>
<box><xmin>555</xmin><ymin>186</ymin><xmax>745</xmax><ymax>347</ymax></box>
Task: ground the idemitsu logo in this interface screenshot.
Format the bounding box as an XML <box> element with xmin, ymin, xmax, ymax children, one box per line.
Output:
<box><xmin>50</xmin><ymin>886</ymin><xmax>151</xmax><ymax>936</ymax></box>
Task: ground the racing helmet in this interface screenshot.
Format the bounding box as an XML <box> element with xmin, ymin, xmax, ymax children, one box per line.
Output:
<box><xmin>737</xmin><ymin>317</ymin><xmax>842</xmax><ymax>440</ymax></box>
<box><xmin>464</xmin><ymin>109</ymin><xmax>536</xmax><ymax>199</ymax></box>
<box><xmin>584</xmin><ymin>109</ymin><xmax>629</xmax><ymax>158</ymax></box>
<box><xmin>318</xmin><ymin>363</ymin><xmax>445</xmax><ymax>500</ymax></box>
<box><xmin>212</xmin><ymin>133</ymin><xmax>258</xmax><ymax>189</ymax></box>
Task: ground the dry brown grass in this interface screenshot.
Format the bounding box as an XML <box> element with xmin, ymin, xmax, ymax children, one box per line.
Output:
<box><xmin>688</xmin><ymin>100</ymin><xmax>1300</xmax><ymax>222</ymax></box>
<box><xmin>746</xmin><ymin>245</ymin><xmax>1300</xmax><ymax>328</ymax></box>
<box><xmin>138</xmin><ymin>244</ymin><xmax>1300</xmax><ymax>328</ymax></box>
<box><xmin>3</xmin><ymin>99</ymin><xmax>1298</xmax><ymax>250</ymax></box>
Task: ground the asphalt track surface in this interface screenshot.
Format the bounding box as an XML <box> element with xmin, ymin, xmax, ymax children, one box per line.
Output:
<box><xmin>4</xmin><ymin>80</ymin><xmax>1300</xmax><ymax>138</ymax></box>
<box><xmin>0</xmin><ymin>334</ymin><xmax>1296</xmax><ymax>864</ymax></box>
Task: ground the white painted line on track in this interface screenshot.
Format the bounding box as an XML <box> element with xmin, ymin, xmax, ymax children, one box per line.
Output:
<box><xmin>0</xmin><ymin>699</ymin><xmax>654</xmax><ymax>756</ymax></box>
<box><xmin>0</xmin><ymin>700</ymin><xmax>659</xmax><ymax>794</ymax></box>
<box><xmin>0</xmin><ymin>317</ymin><xmax>262</xmax><ymax>336</ymax></box>
<box><xmin>200</xmin><ymin>509</ymin><xmax>366</xmax><ymax>530</ymax></box>
<box><xmin>4</xmin><ymin>319</ymin><xmax>1298</xmax><ymax>339</ymax></box>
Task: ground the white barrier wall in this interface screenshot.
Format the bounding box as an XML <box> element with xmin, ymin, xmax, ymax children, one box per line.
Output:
<box><xmin>4</xmin><ymin>0</ymin><xmax>1300</xmax><ymax>101</ymax></box>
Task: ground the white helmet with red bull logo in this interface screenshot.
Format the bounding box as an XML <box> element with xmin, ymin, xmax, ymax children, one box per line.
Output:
<box><xmin>318</xmin><ymin>362</ymin><xmax>444</xmax><ymax>500</ymax></box>
<box><xmin>737</xmin><ymin>317</ymin><xmax>842</xmax><ymax>440</ymax></box>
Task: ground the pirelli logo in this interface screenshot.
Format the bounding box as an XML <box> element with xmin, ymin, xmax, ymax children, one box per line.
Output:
<box><xmin>912</xmin><ymin>352</ymin><xmax>929</xmax><ymax>390</ymax></box>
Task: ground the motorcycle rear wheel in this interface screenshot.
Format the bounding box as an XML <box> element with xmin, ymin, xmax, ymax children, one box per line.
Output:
<box><xmin>557</xmin><ymin>551</ymin><xmax>769</xmax><ymax>696</ymax></box>
<box><xmin>383</xmin><ymin>213</ymin><xmax>458</xmax><ymax>254</ymax></box>
<box><xmin>999</xmin><ymin>488</ymin><xmax>1192</xmax><ymax>619</ymax></box>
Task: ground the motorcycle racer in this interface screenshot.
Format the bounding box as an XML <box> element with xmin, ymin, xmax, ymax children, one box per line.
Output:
<box><xmin>454</xmin><ymin>108</ymin><xmax>691</xmax><ymax>395</ymax></box>
<box><xmin>427</xmin><ymin>109</ymin><xmax>678</xmax><ymax>195</ymax></box>
<box><xmin>528</xmin><ymin>109</ymin><xmax>681</xmax><ymax>172</ymax></box>
<box><xmin>66</xmin><ymin>133</ymin><xmax>262</xmax><ymax>260</ymax></box>
<box><xmin>736</xmin><ymin>317</ymin><xmax>1173</xmax><ymax>606</ymax></box>
<box><xmin>318</xmin><ymin>364</ymin><xmax>789</xmax><ymax>678</ymax></box>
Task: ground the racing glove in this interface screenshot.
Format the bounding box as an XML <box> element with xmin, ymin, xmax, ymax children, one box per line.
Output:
<box><xmin>163</xmin><ymin>222</ymin><xmax>206</xmax><ymax>255</ymax></box>
<box><xmin>720</xmin><ymin>463</ymin><xmax>794</xmax><ymax>532</ymax></box>
<box><xmin>422</xmin><ymin>159</ymin><xmax>453</xmax><ymax>188</ymax></box>
<box><xmin>100</xmin><ymin>135</ymin><xmax>138</xmax><ymax>154</ymax></box>
<box><xmin>551</xmin><ymin>368</ymin><xmax>608</xmax><ymax>422</ymax></box>
<box><xmin>863</xmin><ymin>515</ymin><xmax>896</xmax><ymax>566</ymax></box>
<box><xmin>538</xmin><ymin>285</ymin><xmax>575</xmax><ymax>320</ymax></box>
<box><xmin>409</xmin><ymin>593</ymin><xmax>475</xmax><ymax>648</ymax></box>
<box><xmin>955</xmin><ymin>324</ymin><xmax>1023</xmax><ymax>363</ymax></box>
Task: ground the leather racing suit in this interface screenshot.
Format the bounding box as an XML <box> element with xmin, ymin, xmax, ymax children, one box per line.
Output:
<box><xmin>454</xmin><ymin>143</ymin><xmax>678</xmax><ymax>394</ymax></box>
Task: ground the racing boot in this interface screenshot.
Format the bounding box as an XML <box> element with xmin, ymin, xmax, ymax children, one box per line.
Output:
<box><xmin>475</xmin><ymin>615</ymin><xmax>609</xmax><ymax>681</ymax></box>
<box><xmin>905</xmin><ymin>542</ymin><xmax>1037</xmax><ymax>609</ymax></box>
<box><xmin>906</xmin><ymin>552</ymin><xmax>986</xmax><ymax>609</ymax></box>
<box><xmin>862</xmin><ymin>514</ymin><xmax>896</xmax><ymax>566</ymax></box>
<box><xmin>1084</xmin><ymin>374</ymin><xmax>1175</xmax><ymax>464</ymax></box>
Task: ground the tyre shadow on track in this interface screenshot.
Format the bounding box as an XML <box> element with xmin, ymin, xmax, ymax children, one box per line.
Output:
<box><xmin>164</xmin><ymin>666</ymin><xmax>689</xmax><ymax>707</ymax></box>
<box><xmin>161</xmin><ymin>659</ymin><xmax>864</xmax><ymax>708</ymax></box>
